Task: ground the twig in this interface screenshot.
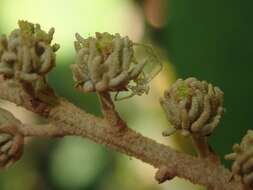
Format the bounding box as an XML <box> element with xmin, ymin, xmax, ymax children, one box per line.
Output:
<box><xmin>0</xmin><ymin>79</ymin><xmax>249</xmax><ymax>190</ymax></box>
<box><xmin>191</xmin><ymin>135</ymin><xmax>220</xmax><ymax>164</ymax></box>
<box><xmin>97</xmin><ymin>91</ymin><xmax>126</xmax><ymax>129</ymax></box>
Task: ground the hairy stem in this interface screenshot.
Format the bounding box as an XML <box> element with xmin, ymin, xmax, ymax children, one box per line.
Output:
<box><xmin>192</xmin><ymin>135</ymin><xmax>220</xmax><ymax>164</ymax></box>
<box><xmin>0</xmin><ymin>79</ymin><xmax>249</xmax><ymax>190</ymax></box>
<box><xmin>97</xmin><ymin>91</ymin><xmax>126</xmax><ymax>129</ymax></box>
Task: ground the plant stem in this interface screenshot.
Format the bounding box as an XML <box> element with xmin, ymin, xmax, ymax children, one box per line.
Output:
<box><xmin>97</xmin><ymin>91</ymin><xmax>126</xmax><ymax>129</ymax></box>
<box><xmin>192</xmin><ymin>135</ymin><xmax>220</xmax><ymax>164</ymax></box>
<box><xmin>0</xmin><ymin>79</ymin><xmax>249</xmax><ymax>190</ymax></box>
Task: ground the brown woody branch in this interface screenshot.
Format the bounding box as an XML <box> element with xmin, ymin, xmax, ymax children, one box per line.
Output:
<box><xmin>0</xmin><ymin>79</ymin><xmax>250</xmax><ymax>190</ymax></box>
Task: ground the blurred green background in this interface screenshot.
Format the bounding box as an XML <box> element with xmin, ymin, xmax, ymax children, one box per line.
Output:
<box><xmin>0</xmin><ymin>0</ymin><xmax>252</xmax><ymax>190</ymax></box>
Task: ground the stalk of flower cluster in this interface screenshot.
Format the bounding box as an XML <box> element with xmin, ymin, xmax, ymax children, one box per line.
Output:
<box><xmin>160</xmin><ymin>78</ymin><xmax>224</xmax><ymax>160</ymax></box>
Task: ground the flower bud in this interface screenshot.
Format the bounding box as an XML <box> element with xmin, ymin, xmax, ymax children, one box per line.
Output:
<box><xmin>0</xmin><ymin>133</ymin><xmax>23</xmax><ymax>168</ymax></box>
<box><xmin>71</xmin><ymin>32</ymin><xmax>161</xmax><ymax>99</ymax></box>
<box><xmin>0</xmin><ymin>108</ymin><xmax>24</xmax><ymax>168</ymax></box>
<box><xmin>160</xmin><ymin>77</ymin><xmax>224</xmax><ymax>136</ymax></box>
<box><xmin>225</xmin><ymin>130</ymin><xmax>253</xmax><ymax>187</ymax></box>
<box><xmin>0</xmin><ymin>20</ymin><xmax>59</xmax><ymax>93</ymax></box>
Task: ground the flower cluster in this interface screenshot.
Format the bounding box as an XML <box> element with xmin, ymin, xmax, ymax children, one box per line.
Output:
<box><xmin>0</xmin><ymin>108</ymin><xmax>24</xmax><ymax>168</ymax></box>
<box><xmin>225</xmin><ymin>130</ymin><xmax>253</xmax><ymax>187</ymax></box>
<box><xmin>160</xmin><ymin>77</ymin><xmax>224</xmax><ymax>136</ymax></box>
<box><xmin>0</xmin><ymin>20</ymin><xmax>59</xmax><ymax>93</ymax></box>
<box><xmin>71</xmin><ymin>32</ymin><xmax>161</xmax><ymax>99</ymax></box>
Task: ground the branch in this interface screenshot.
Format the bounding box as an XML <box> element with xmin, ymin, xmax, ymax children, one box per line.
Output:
<box><xmin>0</xmin><ymin>79</ymin><xmax>249</xmax><ymax>190</ymax></box>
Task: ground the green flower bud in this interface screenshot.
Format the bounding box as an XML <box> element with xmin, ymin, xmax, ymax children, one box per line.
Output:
<box><xmin>160</xmin><ymin>77</ymin><xmax>224</xmax><ymax>136</ymax></box>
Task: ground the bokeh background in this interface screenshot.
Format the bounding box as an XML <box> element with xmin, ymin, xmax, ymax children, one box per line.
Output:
<box><xmin>0</xmin><ymin>0</ymin><xmax>252</xmax><ymax>190</ymax></box>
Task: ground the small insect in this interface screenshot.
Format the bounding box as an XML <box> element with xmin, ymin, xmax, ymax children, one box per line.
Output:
<box><xmin>114</xmin><ymin>43</ymin><xmax>162</xmax><ymax>100</ymax></box>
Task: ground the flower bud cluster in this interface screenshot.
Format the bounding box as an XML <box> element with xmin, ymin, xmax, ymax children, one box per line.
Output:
<box><xmin>160</xmin><ymin>78</ymin><xmax>224</xmax><ymax>136</ymax></box>
<box><xmin>71</xmin><ymin>32</ymin><xmax>160</xmax><ymax>99</ymax></box>
<box><xmin>0</xmin><ymin>108</ymin><xmax>24</xmax><ymax>168</ymax></box>
<box><xmin>225</xmin><ymin>130</ymin><xmax>253</xmax><ymax>187</ymax></box>
<box><xmin>0</xmin><ymin>20</ymin><xmax>59</xmax><ymax>93</ymax></box>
